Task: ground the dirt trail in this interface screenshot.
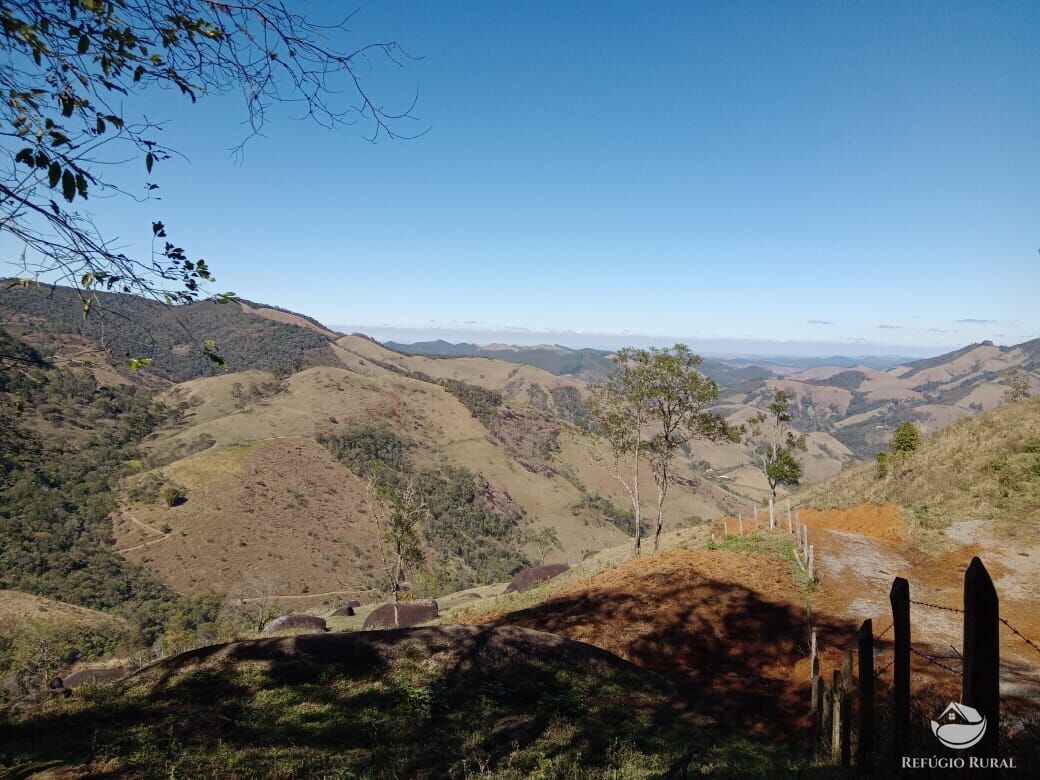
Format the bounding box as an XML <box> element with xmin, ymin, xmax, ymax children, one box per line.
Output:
<box><xmin>238</xmin><ymin>588</ymin><xmax>377</xmax><ymax>603</ymax></box>
<box><xmin>801</xmin><ymin>507</ymin><xmax>1040</xmax><ymax>703</ymax></box>
<box><xmin>115</xmin><ymin>512</ymin><xmax>171</xmax><ymax>554</ymax></box>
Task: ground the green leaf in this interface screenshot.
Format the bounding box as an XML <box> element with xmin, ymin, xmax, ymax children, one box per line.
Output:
<box><xmin>127</xmin><ymin>357</ymin><xmax>153</xmax><ymax>371</ymax></box>
<box><xmin>48</xmin><ymin>162</ymin><xmax>61</xmax><ymax>188</ymax></box>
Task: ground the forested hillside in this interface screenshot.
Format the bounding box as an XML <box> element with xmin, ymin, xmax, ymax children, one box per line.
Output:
<box><xmin>1</xmin><ymin>283</ymin><xmax>339</xmax><ymax>381</ymax></box>
<box><xmin>0</xmin><ymin>329</ymin><xmax>228</xmax><ymax>692</ymax></box>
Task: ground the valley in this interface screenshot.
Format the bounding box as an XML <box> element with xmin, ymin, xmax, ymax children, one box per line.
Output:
<box><xmin>2</xmin><ymin>284</ymin><xmax>1039</xmax><ymax>776</ymax></box>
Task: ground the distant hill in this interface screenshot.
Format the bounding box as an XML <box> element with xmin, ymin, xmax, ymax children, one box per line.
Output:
<box><xmin>385</xmin><ymin>340</ymin><xmax>616</xmax><ymax>379</ymax></box>
<box><xmin>754</xmin><ymin>354</ymin><xmax>914</xmax><ymax>371</ymax></box>
<box><xmin>385</xmin><ymin>339</ymin><xmax>775</xmax><ymax>387</ymax></box>
<box><xmin>0</xmin><ymin>282</ymin><xmax>340</xmax><ymax>382</ymax></box>
<box><xmin>721</xmin><ymin>340</ymin><xmax>1040</xmax><ymax>458</ymax></box>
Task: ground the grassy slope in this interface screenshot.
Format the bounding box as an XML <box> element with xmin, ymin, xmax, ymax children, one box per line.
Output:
<box><xmin>2</xmin><ymin>535</ymin><xmax>828</xmax><ymax>779</ymax></box>
<box><xmin>0</xmin><ymin>591</ymin><xmax>128</xmax><ymax>634</ymax></box>
<box><xmin>123</xmin><ymin>364</ymin><xmax>755</xmax><ymax>597</ymax></box>
<box><xmin>800</xmin><ymin>396</ymin><xmax>1040</xmax><ymax>534</ymax></box>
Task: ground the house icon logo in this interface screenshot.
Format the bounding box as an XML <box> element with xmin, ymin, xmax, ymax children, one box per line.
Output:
<box><xmin>931</xmin><ymin>702</ymin><xmax>987</xmax><ymax>750</ymax></box>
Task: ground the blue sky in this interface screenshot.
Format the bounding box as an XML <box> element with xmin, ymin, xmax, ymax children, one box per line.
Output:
<box><xmin>4</xmin><ymin>1</ymin><xmax>1038</xmax><ymax>355</ymax></box>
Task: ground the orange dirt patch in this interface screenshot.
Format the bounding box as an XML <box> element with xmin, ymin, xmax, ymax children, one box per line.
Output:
<box><xmin>714</xmin><ymin>503</ymin><xmax>907</xmax><ymax>542</ymax></box>
<box><xmin>715</xmin><ymin>503</ymin><xmax>911</xmax><ymax>540</ymax></box>
<box><xmin>471</xmin><ymin>549</ymin><xmax>854</xmax><ymax>738</ymax></box>
<box><xmin>798</xmin><ymin>503</ymin><xmax>908</xmax><ymax>542</ymax></box>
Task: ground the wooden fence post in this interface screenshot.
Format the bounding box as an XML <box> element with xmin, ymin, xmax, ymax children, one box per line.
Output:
<box><xmin>810</xmin><ymin>629</ymin><xmax>819</xmax><ymax>680</ymax></box>
<box><xmin>832</xmin><ymin>667</ymin><xmax>851</xmax><ymax>766</ymax></box>
<box><xmin>820</xmin><ymin>678</ymin><xmax>834</xmax><ymax>756</ymax></box>
<box><xmin>808</xmin><ymin>544</ymin><xmax>815</xmax><ymax>581</ymax></box>
<box><xmin>754</xmin><ymin>505</ymin><xmax>759</xmax><ymax>527</ymax></box>
<box><xmin>857</xmin><ymin>619</ymin><xmax>874</xmax><ymax>770</ymax></box>
<box><xmin>724</xmin><ymin>520</ymin><xmax>729</xmax><ymax>536</ymax></box>
<box><xmin>769</xmin><ymin>497</ymin><xmax>776</xmax><ymax>529</ymax></box>
<box><xmin>738</xmin><ymin>513</ymin><xmax>744</xmax><ymax>536</ymax></box>
<box><xmin>963</xmin><ymin>556</ymin><xmax>999</xmax><ymax>759</ymax></box>
<box><xmin>802</xmin><ymin>525</ymin><xmax>809</xmax><ymax>557</ymax></box>
<box><xmin>811</xmin><ymin>671</ymin><xmax>823</xmax><ymax>712</ymax></box>
<box><xmin>787</xmin><ymin>500</ymin><xmax>793</xmax><ymax>533</ymax></box>
<box><xmin>890</xmin><ymin>577</ymin><xmax>910</xmax><ymax>769</ymax></box>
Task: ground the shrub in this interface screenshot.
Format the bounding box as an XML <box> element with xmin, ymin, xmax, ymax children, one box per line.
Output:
<box><xmin>127</xmin><ymin>473</ymin><xmax>165</xmax><ymax>504</ymax></box>
<box><xmin>160</xmin><ymin>484</ymin><xmax>186</xmax><ymax>507</ymax></box>
<box><xmin>875</xmin><ymin>452</ymin><xmax>889</xmax><ymax>479</ymax></box>
<box><xmin>890</xmin><ymin>422</ymin><xmax>922</xmax><ymax>454</ymax></box>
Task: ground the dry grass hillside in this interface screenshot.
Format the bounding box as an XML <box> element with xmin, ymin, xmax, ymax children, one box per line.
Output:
<box><xmin>123</xmin><ymin>363</ymin><xmax>754</xmax><ymax>598</ymax></box>
<box><xmin>0</xmin><ymin>590</ymin><xmax>128</xmax><ymax>633</ymax></box>
<box><xmin>800</xmin><ymin>396</ymin><xmax>1040</xmax><ymax>536</ymax></box>
<box><xmin>114</xmin><ymin>437</ymin><xmax>382</xmax><ymax>598</ymax></box>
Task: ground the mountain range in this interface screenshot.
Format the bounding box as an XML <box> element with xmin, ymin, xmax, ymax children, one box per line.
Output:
<box><xmin>2</xmin><ymin>282</ymin><xmax>1038</xmax><ymax>608</ymax></box>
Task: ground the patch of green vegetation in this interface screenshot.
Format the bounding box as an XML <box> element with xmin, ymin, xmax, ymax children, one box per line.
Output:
<box><xmin>580</xmin><ymin>492</ymin><xmax>642</xmax><ymax>537</ymax></box>
<box><xmin>320</xmin><ymin>425</ymin><xmax>528</xmax><ymax>591</ymax></box>
<box><xmin>317</xmin><ymin>424</ymin><xmax>411</xmax><ymax>477</ymax></box>
<box><xmin>0</xmin><ymin>331</ymin><xmax>241</xmax><ymax>680</ymax></box>
<box><xmin>550</xmin><ymin>385</ymin><xmax>590</xmax><ymax>429</ymax></box>
<box><xmin>438</xmin><ymin>378</ymin><xmax>504</xmax><ymax>426</ymax></box>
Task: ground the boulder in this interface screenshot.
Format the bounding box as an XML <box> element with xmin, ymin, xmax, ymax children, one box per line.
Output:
<box><xmin>262</xmin><ymin>613</ymin><xmax>327</xmax><ymax>635</ymax></box>
<box><xmin>331</xmin><ymin>605</ymin><xmax>356</xmax><ymax>617</ymax></box>
<box><xmin>362</xmin><ymin>600</ymin><xmax>438</xmax><ymax>630</ymax></box>
<box><xmin>504</xmin><ymin>563</ymin><xmax>570</xmax><ymax>593</ymax></box>
<box><xmin>62</xmin><ymin>666</ymin><xmax>127</xmax><ymax>689</ymax></box>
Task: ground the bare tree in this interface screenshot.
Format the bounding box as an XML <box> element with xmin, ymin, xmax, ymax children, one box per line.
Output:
<box><xmin>226</xmin><ymin>575</ymin><xmax>282</xmax><ymax>633</ymax></box>
<box><xmin>367</xmin><ymin>477</ymin><xmax>428</xmax><ymax>627</ymax></box>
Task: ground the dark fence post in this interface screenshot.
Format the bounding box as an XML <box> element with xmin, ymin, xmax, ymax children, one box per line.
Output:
<box><xmin>821</xmin><ymin>678</ymin><xmax>834</xmax><ymax>757</ymax></box>
<box><xmin>890</xmin><ymin>577</ymin><xmax>910</xmax><ymax>769</ymax></box>
<box><xmin>839</xmin><ymin>652</ymin><xmax>852</xmax><ymax>766</ymax></box>
<box><xmin>963</xmin><ymin>556</ymin><xmax>999</xmax><ymax>759</ymax></box>
<box><xmin>857</xmin><ymin>619</ymin><xmax>875</xmax><ymax>770</ymax></box>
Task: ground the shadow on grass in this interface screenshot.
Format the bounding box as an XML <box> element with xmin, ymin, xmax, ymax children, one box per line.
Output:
<box><xmin>487</xmin><ymin>569</ymin><xmax>850</xmax><ymax>741</ymax></box>
<box><xmin>0</xmin><ymin>625</ymin><xmax>822</xmax><ymax>778</ymax></box>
